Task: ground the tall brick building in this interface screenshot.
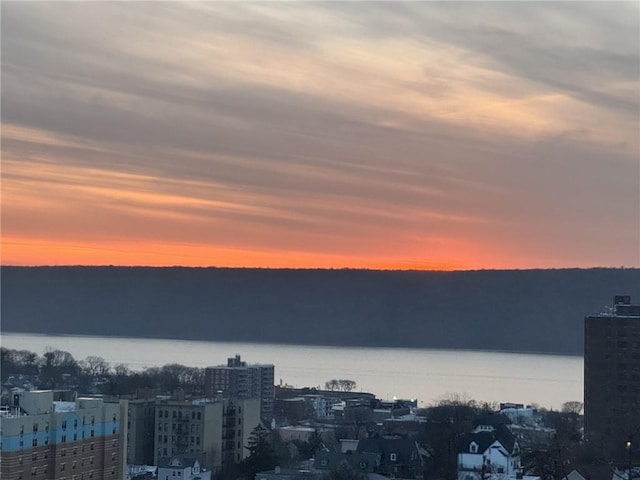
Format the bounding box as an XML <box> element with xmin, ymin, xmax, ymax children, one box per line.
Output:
<box><xmin>0</xmin><ymin>390</ymin><xmax>126</xmax><ymax>480</ymax></box>
<box><xmin>584</xmin><ymin>295</ymin><xmax>640</xmax><ymax>460</ymax></box>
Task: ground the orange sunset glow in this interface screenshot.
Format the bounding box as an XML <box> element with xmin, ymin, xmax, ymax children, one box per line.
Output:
<box><xmin>1</xmin><ymin>2</ymin><xmax>638</xmax><ymax>270</ymax></box>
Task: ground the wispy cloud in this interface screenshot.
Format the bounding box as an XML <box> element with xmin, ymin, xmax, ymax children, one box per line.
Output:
<box><xmin>1</xmin><ymin>2</ymin><xmax>638</xmax><ymax>268</ymax></box>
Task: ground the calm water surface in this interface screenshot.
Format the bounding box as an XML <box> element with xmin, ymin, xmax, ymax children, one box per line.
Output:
<box><xmin>1</xmin><ymin>333</ymin><xmax>583</xmax><ymax>410</ymax></box>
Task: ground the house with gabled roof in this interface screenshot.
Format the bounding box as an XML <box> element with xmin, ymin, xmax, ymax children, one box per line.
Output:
<box><xmin>357</xmin><ymin>436</ymin><xmax>429</xmax><ymax>479</ymax></box>
<box><xmin>157</xmin><ymin>454</ymin><xmax>211</xmax><ymax>480</ymax></box>
<box><xmin>457</xmin><ymin>422</ymin><xmax>521</xmax><ymax>480</ymax></box>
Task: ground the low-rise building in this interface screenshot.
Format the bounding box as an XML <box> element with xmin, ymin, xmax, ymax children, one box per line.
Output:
<box><xmin>277</xmin><ymin>426</ymin><xmax>317</xmax><ymax>443</ymax></box>
<box><xmin>457</xmin><ymin>424</ymin><xmax>521</xmax><ymax>480</ymax></box>
<box><xmin>357</xmin><ymin>437</ymin><xmax>428</xmax><ymax>479</ymax></box>
<box><xmin>157</xmin><ymin>454</ymin><xmax>211</xmax><ymax>480</ymax></box>
<box><xmin>256</xmin><ymin>466</ymin><xmax>323</xmax><ymax>480</ymax></box>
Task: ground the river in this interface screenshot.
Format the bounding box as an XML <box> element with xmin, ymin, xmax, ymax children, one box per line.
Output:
<box><xmin>1</xmin><ymin>332</ymin><xmax>583</xmax><ymax>410</ymax></box>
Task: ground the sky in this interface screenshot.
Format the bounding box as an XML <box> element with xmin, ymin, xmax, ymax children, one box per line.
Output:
<box><xmin>1</xmin><ymin>1</ymin><xmax>639</xmax><ymax>270</ymax></box>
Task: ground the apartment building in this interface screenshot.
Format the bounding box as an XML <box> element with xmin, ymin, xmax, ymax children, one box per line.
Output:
<box><xmin>125</xmin><ymin>398</ymin><xmax>155</xmax><ymax>466</ymax></box>
<box><xmin>204</xmin><ymin>355</ymin><xmax>274</xmax><ymax>422</ymax></box>
<box><xmin>153</xmin><ymin>396</ymin><xmax>261</xmax><ymax>472</ymax></box>
<box><xmin>584</xmin><ymin>295</ymin><xmax>640</xmax><ymax>460</ymax></box>
<box><xmin>0</xmin><ymin>390</ymin><xmax>126</xmax><ymax>480</ymax></box>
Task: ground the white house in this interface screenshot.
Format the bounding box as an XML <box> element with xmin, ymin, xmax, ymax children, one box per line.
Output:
<box><xmin>457</xmin><ymin>425</ymin><xmax>521</xmax><ymax>480</ymax></box>
<box><xmin>157</xmin><ymin>455</ymin><xmax>212</xmax><ymax>480</ymax></box>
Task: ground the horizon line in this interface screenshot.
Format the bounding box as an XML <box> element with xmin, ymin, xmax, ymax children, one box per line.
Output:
<box><xmin>1</xmin><ymin>264</ymin><xmax>638</xmax><ymax>273</ymax></box>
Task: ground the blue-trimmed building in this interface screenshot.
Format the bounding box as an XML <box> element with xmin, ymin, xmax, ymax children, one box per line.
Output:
<box><xmin>0</xmin><ymin>390</ymin><xmax>126</xmax><ymax>480</ymax></box>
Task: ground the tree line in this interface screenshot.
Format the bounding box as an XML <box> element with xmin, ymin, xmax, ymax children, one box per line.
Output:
<box><xmin>1</xmin><ymin>347</ymin><xmax>205</xmax><ymax>397</ymax></box>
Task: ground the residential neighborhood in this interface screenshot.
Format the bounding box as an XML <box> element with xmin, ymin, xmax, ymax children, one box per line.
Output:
<box><xmin>1</xmin><ymin>296</ymin><xmax>639</xmax><ymax>480</ymax></box>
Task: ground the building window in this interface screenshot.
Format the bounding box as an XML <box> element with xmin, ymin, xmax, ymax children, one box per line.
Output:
<box><xmin>62</xmin><ymin>421</ymin><xmax>67</xmax><ymax>429</ymax></box>
<box><xmin>33</xmin><ymin>423</ymin><xmax>38</xmax><ymax>433</ymax></box>
<box><xmin>470</xmin><ymin>442</ymin><xmax>478</xmax><ymax>453</ymax></box>
<box><xmin>32</xmin><ymin>438</ymin><xmax>38</xmax><ymax>447</ymax></box>
<box><xmin>62</xmin><ymin>449</ymin><xmax>67</xmax><ymax>457</ymax></box>
<box><xmin>390</xmin><ymin>453</ymin><xmax>397</xmax><ymax>461</ymax></box>
<box><xmin>61</xmin><ymin>463</ymin><xmax>66</xmax><ymax>472</ymax></box>
<box><xmin>32</xmin><ymin>453</ymin><xmax>37</xmax><ymax>461</ymax></box>
<box><xmin>62</xmin><ymin>435</ymin><xmax>67</xmax><ymax>443</ymax></box>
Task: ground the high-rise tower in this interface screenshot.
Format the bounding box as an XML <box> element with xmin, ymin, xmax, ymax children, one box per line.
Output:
<box><xmin>584</xmin><ymin>296</ymin><xmax>640</xmax><ymax>461</ymax></box>
<box><xmin>204</xmin><ymin>355</ymin><xmax>274</xmax><ymax>422</ymax></box>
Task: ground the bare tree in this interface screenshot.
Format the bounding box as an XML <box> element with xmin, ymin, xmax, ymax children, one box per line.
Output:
<box><xmin>82</xmin><ymin>356</ymin><xmax>110</xmax><ymax>376</ymax></box>
<box><xmin>41</xmin><ymin>348</ymin><xmax>79</xmax><ymax>387</ymax></box>
<box><xmin>325</xmin><ymin>379</ymin><xmax>356</xmax><ymax>392</ymax></box>
<box><xmin>338</xmin><ymin>379</ymin><xmax>357</xmax><ymax>392</ymax></box>
<box><xmin>561</xmin><ymin>401</ymin><xmax>583</xmax><ymax>415</ymax></box>
<box><xmin>325</xmin><ymin>379</ymin><xmax>339</xmax><ymax>391</ymax></box>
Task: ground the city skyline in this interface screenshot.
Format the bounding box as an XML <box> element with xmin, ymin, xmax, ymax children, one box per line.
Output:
<box><xmin>2</xmin><ymin>2</ymin><xmax>639</xmax><ymax>270</ymax></box>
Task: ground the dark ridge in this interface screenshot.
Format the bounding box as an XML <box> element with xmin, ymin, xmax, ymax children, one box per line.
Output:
<box><xmin>2</xmin><ymin>266</ymin><xmax>638</xmax><ymax>355</ymax></box>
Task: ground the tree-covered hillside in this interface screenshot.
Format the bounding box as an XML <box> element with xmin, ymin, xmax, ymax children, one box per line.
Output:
<box><xmin>2</xmin><ymin>267</ymin><xmax>638</xmax><ymax>354</ymax></box>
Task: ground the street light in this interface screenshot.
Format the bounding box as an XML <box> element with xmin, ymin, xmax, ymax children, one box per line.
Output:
<box><xmin>628</xmin><ymin>438</ymin><xmax>633</xmax><ymax>480</ymax></box>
